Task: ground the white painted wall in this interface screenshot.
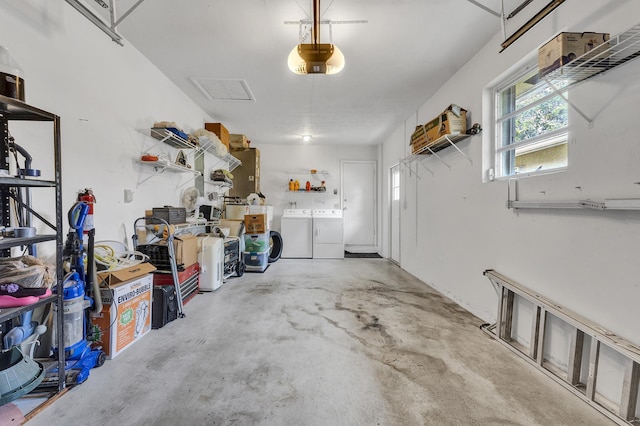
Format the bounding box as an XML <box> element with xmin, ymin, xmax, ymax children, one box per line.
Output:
<box><xmin>0</xmin><ymin>2</ymin><xmax>216</xmax><ymax>260</ymax></box>
<box><xmin>380</xmin><ymin>0</ymin><xmax>640</xmax><ymax>350</ymax></box>
<box><xmin>0</xmin><ymin>2</ymin><xmax>379</xmax><ymax>259</ymax></box>
<box><xmin>258</xmin><ymin>143</ymin><xmax>377</xmax><ymax>233</ymax></box>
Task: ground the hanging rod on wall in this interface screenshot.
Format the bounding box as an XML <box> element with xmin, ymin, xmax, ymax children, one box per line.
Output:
<box><xmin>507</xmin><ymin>179</ymin><xmax>640</xmax><ymax>211</ymax></box>
<box><xmin>65</xmin><ymin>0</ymin><xmax>146</xmax><ymax>46</ymax></box>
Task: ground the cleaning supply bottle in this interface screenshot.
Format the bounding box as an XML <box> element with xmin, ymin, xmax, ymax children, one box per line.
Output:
<box><xmin>289</xmin><ymin>179</ymin><xmax>295</xmax><ymax>191</ymax></box>
<box><xmin>305</xmin><ymin>181</ymin><xmax>311</xmax><ymax>191</ymax></box>
<box><xmin>294</xmin><ymin>179</ymin><xmax>300</xmax><ymax>191</ymax></box>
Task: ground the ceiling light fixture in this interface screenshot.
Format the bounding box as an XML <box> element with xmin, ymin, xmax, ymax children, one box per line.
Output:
<box><xmin>302</xmin><ymin>135</ymin><xmax>312</xmax><ymax>143</ymax></box>
<box><xmin>288</xmin><ymin>0</ymin><xmax>345</xmax><ymax>75</ymax></box>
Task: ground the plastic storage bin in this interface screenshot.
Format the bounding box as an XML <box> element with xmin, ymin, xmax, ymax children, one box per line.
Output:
<box><xmin>243</xmin><ymin>232</ymin><xmax>269</xmax><ymax>252</ymax></box>
<box><xmin>243</xmin><ymin>250</ymin><xmax>269</xmax><ymax>272</ymax></box>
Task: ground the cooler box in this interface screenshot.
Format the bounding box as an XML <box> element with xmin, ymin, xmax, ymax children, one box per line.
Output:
<box><xmin>244</xmin><ymin>250</ymin><xmax>269</xmax><ymax>273</ymax></box>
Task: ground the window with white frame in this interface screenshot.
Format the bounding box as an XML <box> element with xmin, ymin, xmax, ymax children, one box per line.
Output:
<box><xmin>392</xmin><ymin>167</ymin><xmax>400</xmax><ymax>201</ymax></box>
<box><xmin>495</xmin><ymin>65</ymin><xmax>569</xmax><ymax>177</ymax></box>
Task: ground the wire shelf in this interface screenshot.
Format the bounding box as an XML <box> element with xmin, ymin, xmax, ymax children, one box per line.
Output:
<box><xmin>543</xmin><ymin>23</ymin><xmax>640</xmax><ymax>89</ymax></box>
<box><xmin>197</xmin><ymin>137</ymin><xmax>242</xmax><ymax>172</ymax></box>
<box><xmin>143</xmin><ymin>128</ymin><xmax>197</xmax><ymax>150</ymax></box>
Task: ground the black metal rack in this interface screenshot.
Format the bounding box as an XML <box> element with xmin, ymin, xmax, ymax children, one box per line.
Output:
<box><xmin>0</xmin><ymin>94</ymin><xmax>65</xmax><ymax>407</ymax></box>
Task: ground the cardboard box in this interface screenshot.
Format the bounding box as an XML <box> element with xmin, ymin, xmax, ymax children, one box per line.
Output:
<box><xmin>538</xmin><ymin>32</ymin><xmax>610</xmax><ymax>76</ymax></box>
<box><xmin>229</xmin><ymin>134</ymin><xmax>249</xmax><ymax>149</ymax></box>
<box><xmin>249</xmin><ymin>205</ymin><xmax>272</xmax><ymax>228</ymax></box>
<box><xmin>92</xmin><ymin>263</ymin><xmax>156</xmax><ymax>359</ymax></box>
<box><xmin>136</xmin><ymin>233</ymin><xmax>198</xmax><ymax>270</ymax></box>
<box><xmin>204</xmin><ymin>122</ymin><xmax>230</xmax><ymax>150</ymax></box>
<box><xmin>244</xmin><ymin>214</ymin><xmax>267</xmax><ymax>234</ymax></box>
<box><xmin>174</xmin><ymin>233</ymin><xmax>198</xmax><ymax>268</ymax></box>
<box><xmin>219</xmin><ymin>219</ymin><xmax>245</xmax><ymax>237</ymax></box>
<box><xmin>410</xmin><ymin>104</ymin><xmax>467</xmax><ymax>154</ymax></box>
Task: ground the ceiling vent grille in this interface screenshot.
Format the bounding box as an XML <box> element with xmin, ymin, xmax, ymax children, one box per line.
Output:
<box><xmin>190</xmin><ymin>78</ymin><xmax>255</xmax><ymax>101</ymax></box>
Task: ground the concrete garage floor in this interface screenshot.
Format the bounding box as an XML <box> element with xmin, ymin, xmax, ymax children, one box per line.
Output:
<box><xmin>28</xmin><ymin>259</ymin><xmax>611</xmax><ymax>425</ymax></box>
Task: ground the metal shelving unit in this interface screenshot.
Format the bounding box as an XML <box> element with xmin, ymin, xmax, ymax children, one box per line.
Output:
<box><xmin>0</xmin><ymin>94</ymin><xmax>65</xmax><ymax>410</ymax></box>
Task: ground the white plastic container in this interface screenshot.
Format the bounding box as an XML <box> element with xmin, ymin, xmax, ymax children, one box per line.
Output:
<box><xmin>0</xmin><ymin>46</ymin><xmax>25</xmax><ymax>100</ymax></box>
<box><xmin>197</xmin><ymin>235</ymin><xmax>224</xmax><ymax>291</ymax></box>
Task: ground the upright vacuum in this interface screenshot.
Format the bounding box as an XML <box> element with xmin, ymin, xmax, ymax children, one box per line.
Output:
<box><xmin>50</xmin><ymin>201</ymin><xmax>105</xmax><ymax>385</ymax></box>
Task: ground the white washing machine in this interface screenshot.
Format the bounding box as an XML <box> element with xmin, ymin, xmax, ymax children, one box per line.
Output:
<box><xmin>281</xmin><ymin>209</ymin><xmax>313</xmax><ymax>258</ymax></box>
<box><xmin>312</xmin><ymin>209</ymin><xmax>344</xmax><ymax>259</ymax></box>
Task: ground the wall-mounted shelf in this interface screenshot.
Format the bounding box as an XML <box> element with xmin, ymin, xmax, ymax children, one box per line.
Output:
<box><xmin>205</xmin><ymin>180</ymin><xmax>232</xmax><ymax>189</ymax></box>
<box><xmin>142</xmin><ymin>128</ymin><xmax>197</xmax><ymax>150</ymax></box>
<box><xmin>539</xmin><ymin>22</ymin><xmax>640</xmax><ymax>126</ymax></box>
<box><xmin>286</xmin><ymin>190</ymin><xmax>328</xmax><ymax>194</ymax></box>
<box><xmin>136</xmin><ymin>128</ymin><xmax>241</xmax><ymax>186</ymax></box>
<box><xmin>285</xmin><ymin>170</ymin><xmax>329</xmax><ymax>176</ymax></box>
<box><xmin>199</xmin><ymin>137</ymin><xmax>242</xmax><ymax>172</ymax></box>
<box><xmin>401</xmin><ymin>132</ymin><xmax>473</xmax><ymax>178</ymax></box>
<box><xmin>544</xmin><ymin>23</ymin><xmax>640</xmax><ymax>91</ymax></box>
<box><xmin>136</xmin><ymin>159</ymin><xmax>201</xmax><ymax>186</ymax></box>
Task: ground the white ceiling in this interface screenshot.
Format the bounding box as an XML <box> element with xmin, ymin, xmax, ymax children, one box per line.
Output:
<box><xmin>88</xmin><ymin>0</ymin><xmax>506</xmax><ymax>146</ymax></box>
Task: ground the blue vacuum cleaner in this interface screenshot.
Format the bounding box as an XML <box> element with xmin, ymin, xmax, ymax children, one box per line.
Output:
<box><xmin>50</xmin><ymin>201</ymin><xmax>105</xmax><ymax>384</ymax></box>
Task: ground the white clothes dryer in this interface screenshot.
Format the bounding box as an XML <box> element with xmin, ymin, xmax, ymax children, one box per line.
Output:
<box><xmin>312</xmin><ymin>209</ymin><xmax>344</xmax><ymax>259</ymax></box>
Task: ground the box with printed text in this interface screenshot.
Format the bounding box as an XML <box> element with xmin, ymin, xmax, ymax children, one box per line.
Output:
<box><xmin>91</xmin><ymin>263</ymin><xmax>155</xmax><ymax>359</ymax></box>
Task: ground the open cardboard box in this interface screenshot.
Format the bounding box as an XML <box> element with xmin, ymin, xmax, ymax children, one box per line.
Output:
<box><xmin>91</xmin><ymin>263</ymin><xmax>156</xmax><ymax>359</ymax></box>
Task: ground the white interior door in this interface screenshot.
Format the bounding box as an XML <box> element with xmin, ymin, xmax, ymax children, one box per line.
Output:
<box><xmin>341</xmin><ymin>160</ymin><xmax>376</xmax><ymax>250</ymax></box>
<box><xmin>390</xmin><ymin>164</ymin><xmax>400</xmax><ymax>264</ymax></box>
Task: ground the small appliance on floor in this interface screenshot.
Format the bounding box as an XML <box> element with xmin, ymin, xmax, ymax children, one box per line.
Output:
<box><xmin>197</xmin><ymin>235</ymin><xmax>224</xmax><ymax>291</ymax></box>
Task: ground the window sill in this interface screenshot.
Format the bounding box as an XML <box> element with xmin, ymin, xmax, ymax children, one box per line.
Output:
<box><xmin>493</xmin><ymin>166</ymin><xmax>567</xmax><ymax>182</ymax></box>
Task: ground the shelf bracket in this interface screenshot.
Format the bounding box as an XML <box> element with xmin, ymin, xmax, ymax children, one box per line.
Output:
<box><xmin>543</xmin><ymin>75</ymin><xmax>594</xmax><ymax>127</ymax></box>
<box><xmin>424</xmin><ymin>146</ymin><xmax>452</xmax><ymax>169</ymax></box>
<box><xmin>416</xmin><ymin>159</ymin><xmax>434</xmax><ymax>177</ymax></box>
<box><xmin>65</xmin><ymin>0</ymin><xmax>146</xmax><ymax>46</ymax></box>
<box><xmin>444</xmin><ymin>135</ymin><xmax>472</xmax><ymax>164</ymax></box>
